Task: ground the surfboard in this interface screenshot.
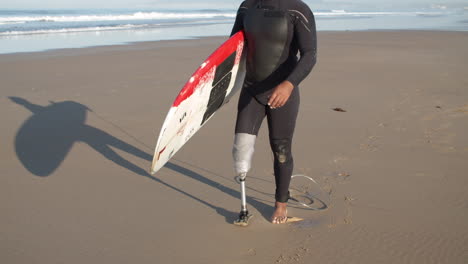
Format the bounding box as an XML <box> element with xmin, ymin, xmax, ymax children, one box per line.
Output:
<box><xmin>151</xmin><ymin>31</ymin><xmax>246</xmax><ymax>174</ymax></box>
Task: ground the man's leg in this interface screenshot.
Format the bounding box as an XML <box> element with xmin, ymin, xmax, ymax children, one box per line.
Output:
<box><xmin>267</xmin><ymin>87</ymin><xmax>300</xmax><ymax>224</ymax></box>
<box><xmin>232</xmin><ymin>89</ymin><xmax>266</xmax><ymax>226</ymax></box>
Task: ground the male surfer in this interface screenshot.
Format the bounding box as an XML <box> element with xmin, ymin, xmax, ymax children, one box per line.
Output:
<box><xmin>230</xmin><ymin>0</ymin><xmax>317</xmax><ymax>224</ymax></box>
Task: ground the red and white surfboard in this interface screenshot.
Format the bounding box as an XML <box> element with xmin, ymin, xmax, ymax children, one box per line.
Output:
<box><xmin>151</xmin><ymin>31</ymin><xmax>246</xmax><ymax>174</ymax></box>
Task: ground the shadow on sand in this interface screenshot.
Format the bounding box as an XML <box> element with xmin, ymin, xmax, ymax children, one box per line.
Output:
<box><xmin>9</xmin><ymin>97</ymin><xmax>273</xmax><ymax>223</ymax></box>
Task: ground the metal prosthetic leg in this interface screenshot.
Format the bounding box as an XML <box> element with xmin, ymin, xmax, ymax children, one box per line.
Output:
<box><xmin>232</xmin><ymin>133</ymin><xmax>256</xmax><ymax>226</ymax></box>
<box><xmin>234</xmin><ymin>172</ymin><xmax>252</xmax><ymax>226</ymax></box>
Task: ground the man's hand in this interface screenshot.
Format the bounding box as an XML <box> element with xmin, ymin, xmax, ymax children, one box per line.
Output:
<box><xmin>268</xmin><ymin>80</ymin><xmax>294</xmax><ymax>109</ymax></box>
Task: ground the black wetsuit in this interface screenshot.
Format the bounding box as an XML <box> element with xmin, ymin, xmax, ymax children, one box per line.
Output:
<box><xmin>231</xmin><ymin>0</ymin><xmax>317</xmax><ymax>202</ymax></box>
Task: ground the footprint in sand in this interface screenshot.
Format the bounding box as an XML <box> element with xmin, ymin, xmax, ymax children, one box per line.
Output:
<box><xmin>343</xmin><ymin>195</ymin><xmax>354</xmax><ymax>225</ymax></box>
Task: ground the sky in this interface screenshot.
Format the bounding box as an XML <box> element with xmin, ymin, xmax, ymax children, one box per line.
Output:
<box><xmin>0</xmin><ymin>0</ymin><xmax>466</xmax><ymax>10</ymax></box>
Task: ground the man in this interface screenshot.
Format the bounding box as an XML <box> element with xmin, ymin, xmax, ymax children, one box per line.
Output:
<box><xmin>231</xmin><ymin>0</ymin><xmax>317</xmax><ymax>224</ymax></box>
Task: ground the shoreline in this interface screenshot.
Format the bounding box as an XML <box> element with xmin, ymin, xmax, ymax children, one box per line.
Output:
<box><xmin>1</xmin><ymin>28</ymin><xmax>467</xmax><ymax>56</ymax></box>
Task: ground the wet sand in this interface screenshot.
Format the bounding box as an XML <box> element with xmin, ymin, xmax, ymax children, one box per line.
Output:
<box><xmin>1</xmin><ymin>31</ymin><xmax>467</xmax><ymax>263</ymax></box>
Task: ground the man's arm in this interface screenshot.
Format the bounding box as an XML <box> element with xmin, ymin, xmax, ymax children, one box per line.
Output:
<box><xmin>230</xmin><ymin>2</ymin><xmax>247</xmax><ymax>36</ymax></box>
<box><xmin>286</xmin><ymin>4</ymin><xmax>317</xmax><ymax>87</ymax></box>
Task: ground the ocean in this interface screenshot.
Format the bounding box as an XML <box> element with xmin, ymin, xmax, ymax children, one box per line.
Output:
<box><xmin>0</xmin><ymin>7</ymin><xmax>467</xmax><ymax>54</ymax></box>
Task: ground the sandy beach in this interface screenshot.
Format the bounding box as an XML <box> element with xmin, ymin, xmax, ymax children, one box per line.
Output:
<box><xmin>1</xmin><ymin>31</ymin><xmax>467</xmax><ymax>263</ymax></box>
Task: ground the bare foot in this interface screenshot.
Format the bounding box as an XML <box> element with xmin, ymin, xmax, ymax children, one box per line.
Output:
<box><xmin>271</xmin><ymin>201</ymin><xmax>288</xmax><ymax>224</ymax></box>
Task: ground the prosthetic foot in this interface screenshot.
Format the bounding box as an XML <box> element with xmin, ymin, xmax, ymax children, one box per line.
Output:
<box><xmin>233</xmin><ymin>173</ymin><xmax>253</xmax><ymax>227</ymax></box>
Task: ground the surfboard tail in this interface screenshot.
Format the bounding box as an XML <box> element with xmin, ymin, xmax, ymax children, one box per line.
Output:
<box><xmin>151</xmin><ymin>31</ymin><xmax>246</xmax><ymax>175</ymax></box>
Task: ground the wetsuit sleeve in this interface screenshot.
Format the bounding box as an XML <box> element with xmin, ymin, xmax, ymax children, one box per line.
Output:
<box><xmin>286</xmin><ymin>5</ymin><xmax>317</xmax><ymax>87</ymax></box>
<box><xmin>230</xmin><ymin>2</ymin><xmax>247</xmax><ymax>36</ymax></box>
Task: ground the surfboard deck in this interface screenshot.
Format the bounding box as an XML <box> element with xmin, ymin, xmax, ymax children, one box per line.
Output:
<box><xmin>151</xmin><ymin>31</ymin><xmax>246</xmax><ymax>174</ymax></box>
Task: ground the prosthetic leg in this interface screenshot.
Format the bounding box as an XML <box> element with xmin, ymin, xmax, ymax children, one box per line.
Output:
<box><xmin>232</xmin><ymin>133</ymin><xmax>256</xmax><ymax>226</ymax></box>
<box><xmin>234</xmin><ymin>172</ymin><xmax>252</xmax><ymax>226</ymax></box>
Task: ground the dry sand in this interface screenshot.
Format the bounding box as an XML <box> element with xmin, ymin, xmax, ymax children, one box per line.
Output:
<box><xmin>1</xmin><ymin>31</ymin><xmax>467</xmax><ymax>263</ymax></box>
